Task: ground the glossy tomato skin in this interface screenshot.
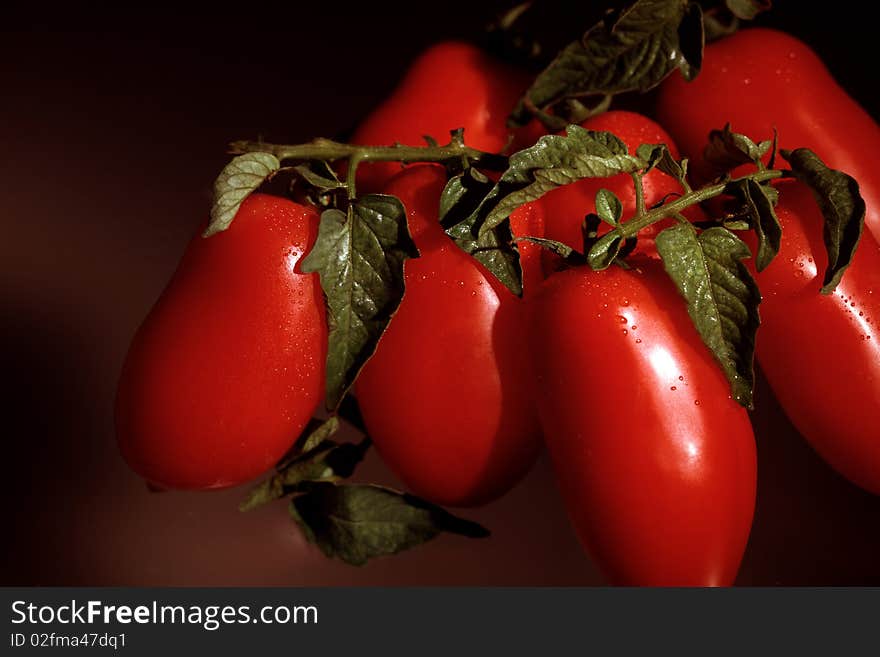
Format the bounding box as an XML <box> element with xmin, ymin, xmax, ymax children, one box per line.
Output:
<box><xmin>354</xmin><ymin>165</ymin><xmax>543</xmax><ymax>507</ymax></box>
<box><xmin>656</xmin><ymin>27</ymin><xmax>880</xmax><ymax>240</ymax></box>
<box><xmin>744</xmin><ymin>181</ymin><xmax>880</xmax><ymax>494</ymax></box>
<box><xmin>528</xmin><ymin>259</ymin><xmax>757</xmax><ymax>585</ymax></box>
<box><xmin>116</xmin><ymin>194</ymin><xmax>326</xmax><ymax>490</ymax></box>
<box><xmin>350</xmin><ymin>41</ymin><xmax>529</xmax><ymax>194</ymax></box>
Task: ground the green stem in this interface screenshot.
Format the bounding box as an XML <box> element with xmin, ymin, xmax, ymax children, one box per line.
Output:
<box><xmin>631</xmin><ymin>171</ymin><xmax>646</xmax><ymax>216</ymax></box>
<box><xmin>346</xmin><ymin>153</ymin><xmax>362</xmax><ymax>200</ymax></box>
<box><xmin>229</xmin><ymin>138</ymin><xmax>508</xmax><ymax>170</ymax></box>
<box><xmin>594</xmin><ymin>168</ymin><xmax>786</xmax><ymax>260</ymax></box>
<box><xmin>625</xmin><ymin>168</ymin><xmax>782</xmax><ymax>236</ymax></box>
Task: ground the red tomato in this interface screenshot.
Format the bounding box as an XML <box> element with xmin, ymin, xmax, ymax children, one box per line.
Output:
<box><xmin>528</xmin><ymin>258</ymin><xmax>757</xmax><ymax>585</ymax></box>
<box><xmin>656</xmin><ymin>27</ymin><xmax>880</xmax><ymax>241</ymax></box>
<box><xmin>743</xmin><ymin>181</ymin><xmax>880</xmax><ymax>494</ymax></box>
<box><xmin>350</xmin><ymin>41</ymin><xmax>529</xmax><ymax>194</ymax></box>
<box><xmin>116</xmin><ymin>194</ymin><xmax>326</xmax><ymax>490</ymax></box>
<box><xmin>354</xmin><ymin>165</ymin><xmax>543</xmax><ymax>507</ymax></box>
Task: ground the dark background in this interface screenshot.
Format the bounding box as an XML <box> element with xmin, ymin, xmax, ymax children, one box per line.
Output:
<box><xmin>3</xmin><ymin>1</ymin><xmax>879</xmax><ymax>585</ymax></box>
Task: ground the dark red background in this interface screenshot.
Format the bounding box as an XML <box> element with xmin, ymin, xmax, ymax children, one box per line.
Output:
<box><xmin>3</xmin><ymin>2</ymin><xmax>879</xmax><ymax>585</ymax></box>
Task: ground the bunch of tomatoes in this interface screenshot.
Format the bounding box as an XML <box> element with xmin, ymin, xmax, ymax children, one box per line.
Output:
<box><xmin>114</xmin><ymin>18</ymin><xmax>880</xmax><ymax>585</ymax></box>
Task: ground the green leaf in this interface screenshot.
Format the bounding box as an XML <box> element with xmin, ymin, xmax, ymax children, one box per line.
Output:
<box><xmin>704</xmin><ymin>124</ymin><xmax>769</xmax><ymax>173</ymax></box>
<box><xmin>723</xmin><ymin>219</ymin><xmax>751</xmax><ymax>231</ymax></box>
<box><xmin>725</xmin><ymin>178</ymin><xmax>781</xmax><ymax>271</ymax></box>
<box><xmin>701</xmin><ymin>12</ymin><xmax>737</xmax><ymax>41</ymax></box>
<box><xmin>761</xmin><ymin>182</ymin><xmax>779</xmax><ymax>206</ymax></box>
<box><xmin>447</xmin><ymin>218</ymin><xmax>523</xmax><ymax>297</ymax></box>
<box><xmin>298</xmin><ymin>416</ymin><xmax>341</xmax><ymax>455</ymax></box>
<box><xmin>509</xmin><ymin>0</ymin><xmax>704</xmax><ymax>127</ymax></box>
<box><xmin>725</xmin><ymin>0</ymin><xmax>771</xmax><ymax>20</ymax></box>
<box><xmin>636</xmin><ymin>142</ymin><xmax>689</xmax><ymax>184</ymax></box>
<box><xmin>700</xmin><ymin>0</ymin><xmax>771</xmax><ymax>40</ymax></box>
<box><xmin>438</xmin><ymin>169</ymin><xmax>525</xmax><ymax>296</ymax></box>
<box><xmin>240</xmin><ymin>440</ymin><xmax>368</xmax><ymax>511</ymax></box>
<box><xmin>438</xmin><ymin>168</ymin><xmax>494</xmax><ymax>230</ymax></box>
<box><xmin>441</xmin><ymin>127</ymin><xmax>645</xmax><ymax>295</ymax></box>
<box><xmin>781</xmin><ymin>148</ymin><xmax>866</xmax><ymax>294</ymax></box>
<box><xmin>656</xmin><ymin>225</ymin><xmax>760</xmax><ymax>408</ymax></box>
<box><xmin>479</xmin><ymin>126</ymin><xmax>646</xmax><ymax>234</ymax></box>
<box><xmin>587</xmin><ymin>232</ymin><xmax>623</xmax><ymax>270</ymax></box>
<box><xmin>206</xmin><ymin>152</ymin><xmax>280</xmax><ymax>237</ymax></box>
<box><xmin>595</xmin><ymin>188</ymin><xmax>623</xmax><ymax>226</ymax></box>
<box><xmin>239</xmin><ymin>423</ymin><xmax>369</xmax><ymax>512</ymax></box>
<box><xmin>290</xmin><ymin>483</ymin><xmax>490</xmax><ymax>566</ymax></box>
<box><xmin>301</xmin><ymin>196</ymin><xmax>419</xmax><ymax>409</ymax></box>
<box><xmin>294</xmin><ymin>161</ymin><xmax>346</xmax><ymax>191</ymax></box>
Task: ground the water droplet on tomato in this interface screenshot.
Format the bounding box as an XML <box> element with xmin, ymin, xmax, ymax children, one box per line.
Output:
<box><xmin>694</xmin><ymin>400</ymin><xmax>700</xmax><ymax>406</ymax></box>
<box><xmin>670</xmin><ymin>386</ymin><xmax>677</xmax><ymax>391</ymax></box>
<box><xmin>635</xmin><ymin>338</ymin><xmax>641</xmax><ymax>344</ymax></box>
<box><xmin>617</xmin><ymin>315</ymin><xmax>627</xmax><ymax>323</ymax></box>
<box><xmin>622</xmin><ymin>329</ymin><xmax>628</xmax><ymax>336</ymax></box>
<box><xmin>678</xmin><ymin>375</ymin><xmax>684</xmax><ymax>381</ymax></box>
